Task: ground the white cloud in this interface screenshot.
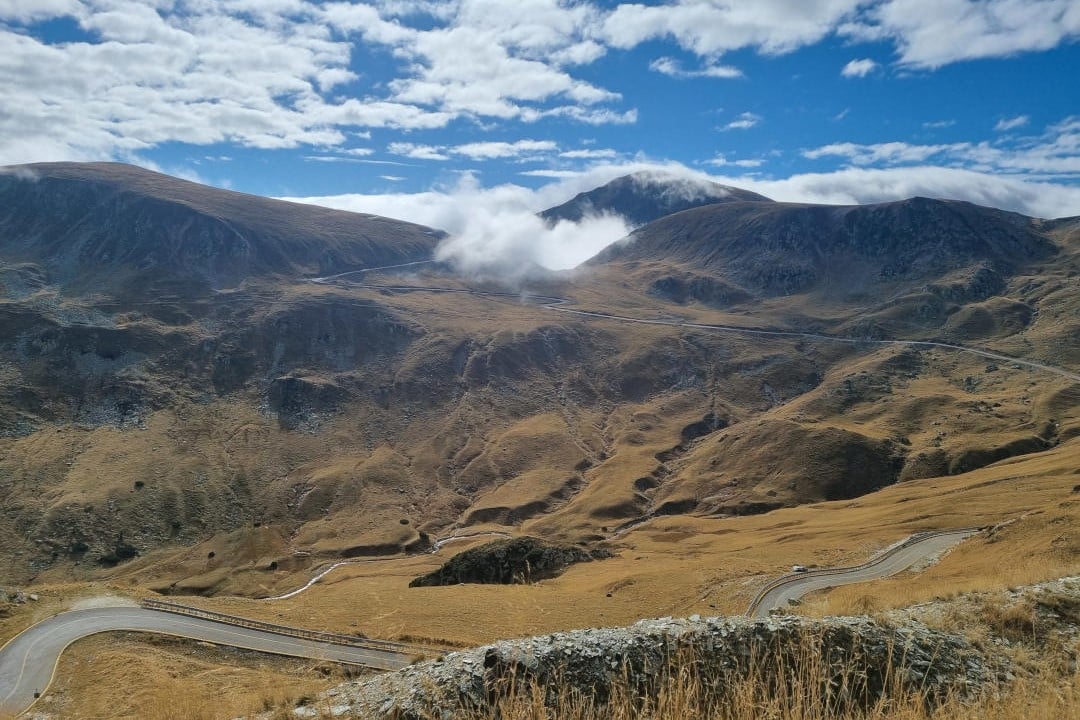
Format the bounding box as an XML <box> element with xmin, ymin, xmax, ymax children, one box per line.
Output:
<box><xmin>3</xmin><ymin>0</ymin><xmax>1076</xmax><ymax>173</ymax></box>
<box><xmin>388</xmin><ymin>139</ymin><xmax>558</xmax><ymax>161</ymax></box>
<box><xmin>283</xmin><ymin>172</ymin><xmax>632</xmax><ymax>277</ymax></box>
<box><xmin>559</xmin><ymin>148</ymin><xmax>619</xmax><ymax>159</ymax></box>
<box><xmin>803</xmin><ymin>119</ymin><xmax>1080</xmax><ymax>176</ymax></box>
<box><xmin>388</xmin><ymin>142</ymin><xmax>451</xmax><ymax>160</ymax></box>
<box><xmin>707</xmin><ymin>154</ymin><xmax>765</xmax><ymax>168</ymax></box>
<box><xmin>0</xmin><ymin>0</ymin><xmax>640</xmax><ymax>165</ymax></box>
<box><xmin>922</xmin><ymin>119</ymin><xmax>956</xmax><ymax>129</ymax></box>
<box><xmin>452</xmin><ymin>139</ymin><xmax>557</xmax><ymax>159</ymax></box>
<box><xmin>995</xmin><ymin>114</ymin><xmax>1030</xmax><ymax>132</ymax></box>
<box><xmin>648</xmin><ymin>56</ymin><xmax>743</xmax><ymax>79</ymax></box>
<box><xmin>603</xmin><ymin>0</ymin><xmax>865</xmax><ymax>56</ymax></box>
<box><xmin>804</xmin><ymin>141</ymin><xmax>949</xmax><ymax>164</ymax></box>
<box><xmin>520</xmin><ymin>169</ymin><xmax>584</xmax><ymax>178</ymax></box>
<box><xmin>860</xmin><ymin>0</ymin><xmax>1080</xmax><ymax>68</ymax></box>
<box><xmin>720</xmin><ymin>112</ymin><xmax>761</xmax><ymax>131</ymax></box>
<box><xmin>0</xmin><ymin>0</ymin><xmax>76</xmax><ymax>22</ymax></box>
<box><xmin>841</xmin><ymin>58</ymin><xmax>877</xmax><ymax>77</ymax></box>
<box><xmin>380</xmin><ymin>175</ymin><xmax>405</xmax><ymax>181</ymax></box>
<box><xmin>739</xmin><ymin>165</ymin><xmax>1080</xmax><ymax>219</ymax></box>
<box><xmin>607</xmin><ymin>0</ymin><xmax>1079</xmax><ymax>71</ymax></box>
<box><xmin>0</xmin><ymin>1</ymin><xmax>433</xmax><ymax>164</ymax></box>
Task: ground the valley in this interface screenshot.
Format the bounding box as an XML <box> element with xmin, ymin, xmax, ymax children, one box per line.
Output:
<box><xmin>0</xmin><ymin>163</ymin><xmax>1077</xmax><ymax>718</ymax></box>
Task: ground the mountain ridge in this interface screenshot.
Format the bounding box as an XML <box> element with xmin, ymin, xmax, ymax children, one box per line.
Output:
<box><xmin>0</xmin><ymin>162</ymin><xmax>443</xmax><ymax>298</ymax></box>
<box><xmin>589</xmin><ymin>195</ymin><xmax>1056</xmax><ymax>299</ymax></box>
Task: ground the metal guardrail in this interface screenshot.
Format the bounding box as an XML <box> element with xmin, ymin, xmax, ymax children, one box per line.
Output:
<box><xmin>140</xmin><ymin>599</ymin><xmax>439</xmax><ymax>656</ymax></box>
<box><xmin>745</xmin><ymin>527</ymin><xmax>984</xmax><ymax>616</ymax></box>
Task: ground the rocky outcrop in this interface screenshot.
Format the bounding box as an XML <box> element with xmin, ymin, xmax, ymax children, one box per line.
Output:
<box><xmin>409</xmin><ymin>537</ymin><xmax>609</xmax><ymax>587</ymax></box>
<box><xmin>324</xmin><ymin>614</ymin><xmax>1002</xmax><ymax>718</ymax></box>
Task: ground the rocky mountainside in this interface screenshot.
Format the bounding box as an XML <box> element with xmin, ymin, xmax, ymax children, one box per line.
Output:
<box><xmin>0</xmin><ymin>163</ymin><xmax>442</xmax><ymax>298</ymax></box>
<box><xmin>539</xmin><ymin>170</ymin><xmax>772</xmax><ymax>228</ymax></box>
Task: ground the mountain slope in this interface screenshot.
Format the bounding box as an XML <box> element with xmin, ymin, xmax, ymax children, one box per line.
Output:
<box><xmin>0</xmin><ymin>162</ymin><xmax>443</xmax><ymax>297</ymax></box>
<box><xmin>540</xmin><ymin>171</ymin><xmax>772</xmax><ymax>228</ymax></box>
<box><xmin>0</xmin><ymin>168</ymin><xmax>1074</xmax><ymax>612</ymax></box>
<box><xmin>590</xmin><ymin>196</ymin><xmax>1055</xmax><ymax>298</ymax></box>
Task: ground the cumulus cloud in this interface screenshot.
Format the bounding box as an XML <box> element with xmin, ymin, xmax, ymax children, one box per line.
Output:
<box><xmin>603</xmin><ymin>0</ymin><xmax>864</xmax><ymax>56</ymax></box>
<box><xmin>0</xmin><ymin>0</ymin><xmax>637</xmax><ymax>165</ymax></box>
<box><xmin>606</xmin><ymin>0</ymin><xmax>1079</xmax><ymax>70</ymax></box>
<box><xmin>841</xmin><ymin>58</ymin><xmax>878</xmax><ymax>77</ymax></box>
<box><xmin>859</xmin><ymin>0</ymin><xmax>1080</xmax><ymax>68</ymax></box>
<box><xmin>5</xmin><ymin>0</ymin><xmax>1075</xmax><ymax>166</ymax></box>
<box><xmin>281</xmin><ymin>172</ymin><xmax>632</xmax><ymax>277</ymax></box>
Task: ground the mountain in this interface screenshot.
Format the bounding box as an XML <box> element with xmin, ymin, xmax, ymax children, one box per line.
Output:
<box><xmin>0</xmin><ymin>166</ymin><xmax>1076</xmax><ymax>645</ymax></box>
<box><xmin>590</xmin><ymin>196</ymin><xmax>1057</xmax><ymax>305</ymax></box>
<box><xmin>539</xmin><ymin>171</ymin><xmax>772</xmax><ymax>228</ymax></box>
<box><xmin>0</xmin><ymin>162</ymin><xmax>443</xmax><ymax>298</ymax></box>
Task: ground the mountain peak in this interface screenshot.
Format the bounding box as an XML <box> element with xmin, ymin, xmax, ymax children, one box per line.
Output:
<box><xmin>539</xmin><ymin>171</ymin><xmax>771</xmax><ymax>228</ymax></box>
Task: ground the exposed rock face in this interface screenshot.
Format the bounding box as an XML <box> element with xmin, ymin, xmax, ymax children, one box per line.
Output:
<box><xmin>539</xmin><ymin>171</ymin><xmax>772</xmax><ymax>228</ymax></box>
<box><xmin>325</xmin><ymin>614</ymin><xmax>1002</xmax><ymax>718</ymax></box>
<box><xmin>409</xmin><ymin>537</ymin><xmax>609</xmax><ymax>587</ymax></box>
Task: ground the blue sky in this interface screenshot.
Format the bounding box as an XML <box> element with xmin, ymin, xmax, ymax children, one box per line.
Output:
<box><xmin>2</xmin><ymin>0</ymin><xmax>1080</xmax><ymax>267</ymax></box>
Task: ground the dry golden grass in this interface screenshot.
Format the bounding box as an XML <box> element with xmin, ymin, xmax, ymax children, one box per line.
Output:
<box><xmin>34</xmin><ymin>633</ymin><xmax>353</xmax><ymax>720</ymax></box>
<box><xmin>459</xmin><ymin>669</ymin><xmax>1080</xmax><ymax>720</ymax></box>
<box><xmin>260</xmin><ymin>622</ymin><xmax>1080</xmax><ymax>720</ymax></box>
<box><xmin>153</xmin><ymin>435</ymin><xmax>1078</xmax><ymax>652</ymax></box>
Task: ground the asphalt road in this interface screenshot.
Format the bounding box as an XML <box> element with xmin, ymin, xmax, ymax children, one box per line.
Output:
<box><xmin>748</xmin><ymin>530</ymin><xmax>978</xmax><ymax>618</ymax></box>
<box><xmin>0</xmin><ymin>606</ymin><xmax>412</xmax><ymax>715</ymax></box>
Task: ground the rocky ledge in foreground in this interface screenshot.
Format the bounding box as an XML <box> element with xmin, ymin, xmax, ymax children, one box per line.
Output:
<box><xmin>320</xmin><ymin>614</ymin><xmax>1003</xmax><ymax>719</ymax></box>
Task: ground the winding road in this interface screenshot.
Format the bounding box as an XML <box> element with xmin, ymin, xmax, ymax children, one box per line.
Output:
<box><xmin>263</xmin><ymin>530</ymin><xmax>513</xmax><ymax>601</ymax></box>
<box><xmin>747</xmin><ymin>528</ymin><xmax>980</xmax><ymax>618</ymax></box>
<box><xmin>0</xmin><ymin>604</ymin><xmax>414</xmax><ymax>715</ymax></box>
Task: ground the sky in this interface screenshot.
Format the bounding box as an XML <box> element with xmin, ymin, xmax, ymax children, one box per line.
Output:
<box><xmin>2</xmin><ymin>1</ymin><xmax>1080</xmax><ymax>270</ymax></box>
